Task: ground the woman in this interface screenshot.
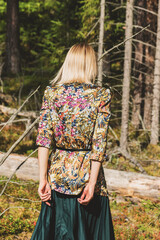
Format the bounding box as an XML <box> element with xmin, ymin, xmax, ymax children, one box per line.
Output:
<box><xmin>31</xmin><ymin>43</ymin><xmax>115</xmax><ymax>240</ymax></box>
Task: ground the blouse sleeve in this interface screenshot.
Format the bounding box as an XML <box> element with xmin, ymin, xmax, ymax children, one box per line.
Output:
<box><xmin>36</xmin><ymin>87</ymin><xmax>53</xmax><ymax>149</ymax></box>
<box><xmin>90</xmin><ymin>88</ymin><xmax>111</xmax><ymax>163</ymax></box>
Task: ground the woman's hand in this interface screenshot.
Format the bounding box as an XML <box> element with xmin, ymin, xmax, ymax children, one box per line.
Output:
<box><xmin>78</xmin><ymin>161</ymin><xmax>101</xmax><ymax>205</ymax></box>
<box><xmin>38</xmin><ymin>180</ymin><xmax>51</xmax><ymax>206</ymax></box>
<box><xmin>77</xmin><ymin>182</ymin><xmax>95</xmax><ymax>205</ymax></box>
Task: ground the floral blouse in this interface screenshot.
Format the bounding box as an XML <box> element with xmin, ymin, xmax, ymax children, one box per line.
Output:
<box><xmin>36</xmin><ymin>82</ymin><xmax>111</xmax><ymax>196</ymax></box>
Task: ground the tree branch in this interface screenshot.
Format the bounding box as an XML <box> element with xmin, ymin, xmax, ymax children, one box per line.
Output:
<box><xmin>99</xmin><ymin>25</ymin><xmax>150</xmax><ymax>61</ymax></box>
<box><xmin>0</xmin><ymin>148</ymin><xmax>38</xmax><ymax>196</ymax></box>
<box><xmin>134</xmin><ymin>5</ymin><xmax>158</xmax><ymax>16</ymax></box>
<box><xmin>0</xmin><ymin>118</ymin><xmax>39</xmax><ymax>166</ymax></box>
<box><xmin>0</xmin><ymin>206</ymin><xmax>40</xmax><ymax>217</ymax></box>
<box><xmin>4</xmin><ymin>193</ymin><xmax>40</xmax><ymax>203</ymax></box>
<box><xmin>85</xmin><ymin>19</ymin><xmax>100</xmax><ymax>39</ymax></box>
<box><xmin>133</xmin><ymin>25</ymin><xmax>156</xmax><ymax>36</ymax></box>
<box><xmin>0</xmin><ymin>118</ymin><xmax>29</xmax><ymax>126</ymax></box>
<box><xmin>107</xmin><ymin>147</ymin><xmax>147</xmax><ymax>174</ymax></box>
<box><xmin>0</xmin><ymin>85</ymin><xmax>40</xmax><ymax>132</ymax></box>
<box><xmin>132</xmin><ymin>39</ymin><xmax>156</xmax><ymax>49</ymax></box>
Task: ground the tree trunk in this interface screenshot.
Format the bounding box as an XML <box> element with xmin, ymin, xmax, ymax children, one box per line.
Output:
<box><xmin>97</xmin><ymin>0</ymin><xmax>105</xmax><ymax>87</ymax></box>
<box><xmin>143</xmin><ymin>46</ymin><xmax>154</xmax><ymax>129</ymax></box>
<box><xmin>150</xmin><ymin>0</ymin><xmax>160</xmax><ymax>145</ymax></box>
<box><xmin>132</xmin><ymin>0</ymin><xmax>157</xmax><ymax>130</ymax></box>
<box><xmin>131</xmin><ymin>0</ymin><xmax>145</xmax><ymax>129</ymax></box>
<box><xmin>120</xmin><ymin>0</ymin><xmax>134</xmax><ymax>151</ymax></box>
<box><xmin>6</xmin><ymin>0</ymin><xmax>20</xmax><ymax>75</ymax></box>
<box><xmin>143</xmin><ymin>0</ymin><xmax>157</xmax><ymax>130</ymax></box>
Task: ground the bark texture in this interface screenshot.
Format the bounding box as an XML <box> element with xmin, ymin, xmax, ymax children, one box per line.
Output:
<box><xmin>143</xmin><ymin>0</ymin><xmax>157</xmax><ymax>129</ymax></box>
<box><xmin>150</xmin><ymin>0</ymin><xmax>160</xmax><ymax>144</ymax></box>
<box><xmin>97</xmin><ymin>0</ymin><xmax>105</xmax><ymax>86</ymax></box>
<box><xmin>132</xmin><ymin>0</ymin><xmax>157</xmax><ymax>130</ymax></box>
<box><xmin>120</xmin><ymin>0</ymin><xmax>134</xmax><ymax>150</ymax></box>
<box><xmin>6</xmin><ymin>0</ymin><xmax>20</xmax><ymax>75</ymax></box>
<box><xmin>131</xmin><ymin>0</ymin><xmax>145</xmax><ymax>129</ymax></box>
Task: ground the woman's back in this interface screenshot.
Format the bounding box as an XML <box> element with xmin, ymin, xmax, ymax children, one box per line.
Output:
<box><xmin>36</xmin><ymin>82</ymin><xmax>111</xmax><ymax>195</ymax></box>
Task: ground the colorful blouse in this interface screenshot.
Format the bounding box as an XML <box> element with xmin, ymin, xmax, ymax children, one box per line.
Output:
<box><xmin>36</xmin><ymin>82</ymin><xmax>111</xmax><ymax>196</ymax></box>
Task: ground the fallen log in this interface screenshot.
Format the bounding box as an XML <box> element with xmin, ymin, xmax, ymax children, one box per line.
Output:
<box><xmin>0</xmin><ymin>152</ymin><xmax>39</xmax><ymax>181</ymax></box>
<box><xmin>0</xmin><ymin>152</ymin><xmax>160</xmax><ymax>200</ymax></box>
<box><xmin>104</xmin><ymin>168</ymin><xmax>160</xmax><ymax>200</ymax></box>
<box><xmin>0</xmin><ymin>105</ymin><xmax>37</xmax><ymax>119</ymax></box>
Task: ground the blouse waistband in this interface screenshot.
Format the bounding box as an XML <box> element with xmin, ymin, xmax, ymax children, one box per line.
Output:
<box><xmin>56</xmin><ymin>146</ymin><xmax>91</xmax><ymax>152</ymax></box>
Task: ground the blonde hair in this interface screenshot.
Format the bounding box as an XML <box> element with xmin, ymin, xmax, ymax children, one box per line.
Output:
<box><xmin>50</xmin><ymin>43</ymin><xmax>97</xmax><ymax>86</ymax></box>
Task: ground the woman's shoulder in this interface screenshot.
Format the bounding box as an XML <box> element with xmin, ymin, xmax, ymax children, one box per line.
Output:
<box><xmin>42</xmin><ymin>85</ymin><xmax>58</xmax><ymax>103</ymax></box>
<box><xmin>44</xmin><ymin>85</ymin><xmax>58</xmax><ymax>94</ymax></box>
<box><xmin>94</xmin><ymin>86</ymin><xmax>111</xmax><ymax>102</ymax></box>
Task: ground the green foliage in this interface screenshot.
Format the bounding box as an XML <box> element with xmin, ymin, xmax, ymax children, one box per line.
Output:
<box><xmin>0</xmin><ymin>0</ymin><xmax>126</xmax><ymax>111</ymax></box>
<box><xmin>0</xmin><ymin>0</ymin><xmax>6</xmax><ymax>14</ymax></box>
<box><xmin>78</xmin><ymin>0</ymin><xmax>100</xmax><ymax>39</ymax></box>
<box><xmin>1</xmin><ymin>0</ymin><xmax>81</xmax><ymax>79</ymax></box>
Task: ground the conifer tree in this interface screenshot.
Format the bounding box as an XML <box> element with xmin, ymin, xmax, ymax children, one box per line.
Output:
<box><xmin>6</xmin><ymin>0</ymin><xmax>20</xmax><ymax>75</ymax></box>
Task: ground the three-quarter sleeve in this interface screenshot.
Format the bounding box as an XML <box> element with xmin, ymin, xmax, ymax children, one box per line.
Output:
<box><xmin>36</xmin><ymin>87</ymin><xmax>53</xmax><ymax>148</ymax></box>
<box><xmin>90</xmin><ymin>88</ymin><xmax>111</xmax><ymax>163</ymax></box>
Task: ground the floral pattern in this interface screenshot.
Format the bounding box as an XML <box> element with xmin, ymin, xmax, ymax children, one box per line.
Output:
<box><xmin>36</xmin><ymin>82</ymin><xmax>111</xmax><ymax>196</ymax></box>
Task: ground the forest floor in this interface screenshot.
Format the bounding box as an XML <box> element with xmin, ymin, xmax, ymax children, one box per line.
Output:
<box><xmin>0</xmin><ymin>175</ymin><xmax>160</xmax><ymax>240</ymax></box>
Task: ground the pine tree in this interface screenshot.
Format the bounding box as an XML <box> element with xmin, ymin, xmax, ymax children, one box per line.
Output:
<box><xmin>6</xmin><ymin>0</ymin><xmax>20</xmax><ymax>75</ymax></box>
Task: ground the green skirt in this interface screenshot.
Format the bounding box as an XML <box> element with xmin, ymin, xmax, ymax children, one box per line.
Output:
<box><xmin>31</xmin><ymin>190</ymin><xmax>115</xmax><ymax>240</ymax></box>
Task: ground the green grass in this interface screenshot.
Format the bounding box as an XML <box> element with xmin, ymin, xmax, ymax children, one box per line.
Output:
<box><xmin>0</xmin><ymin>176</ymin><xmax>160</xmax><ymax>239</ymax></box>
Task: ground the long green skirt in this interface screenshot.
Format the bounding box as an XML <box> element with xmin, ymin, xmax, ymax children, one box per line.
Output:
<box><xmin>31</xmin><ymin>190</ymin><xmax>115</xmax><ymax>240</ymax></box>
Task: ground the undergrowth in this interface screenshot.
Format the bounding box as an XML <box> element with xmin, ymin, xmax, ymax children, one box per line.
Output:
<box><xmin>0</xmin><ymin>176</ymin><xmax>160</xmax><ymax>239</ymax></box>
